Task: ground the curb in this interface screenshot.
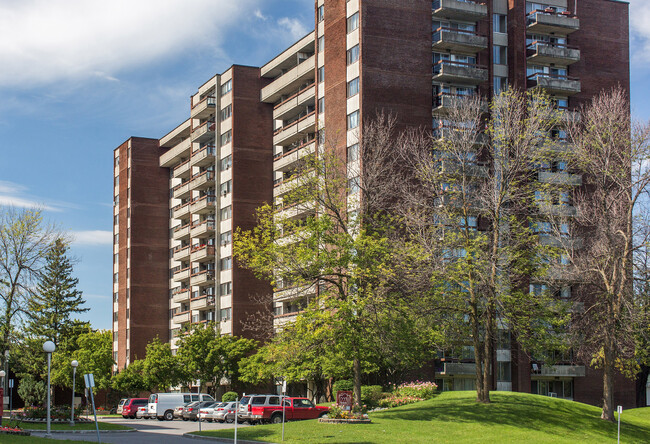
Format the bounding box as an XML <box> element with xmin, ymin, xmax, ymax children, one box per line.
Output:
<box><xmin>183</xmin><ymin>432</ymin><xmax>274</xmax><ymax>444</ymax></box>
<box><xmin>28</xmin><ymin>428</ymin><xmax>137</xmax><ymax>434</ymax></box>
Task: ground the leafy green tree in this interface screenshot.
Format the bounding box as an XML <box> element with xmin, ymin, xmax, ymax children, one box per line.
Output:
<box><xmin>176</xmin><ymin>323</ymin><xmax>257</xmax><ymax>394</ymax></box>
<box><xmin>55</xmin><ymin>330</ymin><xmax>114</xmax><ymax>391</ymax></box>
<box><xmin>111</xmin><ymin>359</ymin><xmax>149</xmax><ymax>396</ymax></box>
<box><xmin>142</xmin><ymin>337</ymin><xmax>183</xmax><ymax>391</ymax></box>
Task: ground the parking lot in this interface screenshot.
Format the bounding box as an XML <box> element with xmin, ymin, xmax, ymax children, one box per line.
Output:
<box><xmin>32</xmin><ymin>416</ymin><xmax>252</xmax><ymax>443</ymax></box>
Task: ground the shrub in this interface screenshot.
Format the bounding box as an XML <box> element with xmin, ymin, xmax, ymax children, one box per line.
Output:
<box><xmin>222</xmin><ymin>391</ymin><xmax>238</xmax><ymax>402</ymax></box>
<box><xmin>332</xmin><ymin>379</ymin><xmax>353</xmax><ymax>398</ymax></box>
<box><xmin>327</xmin><ymin>403</ymin><xmax>367</xmax><ymax>420</ymax></box>
<box><xmin>360</xmin><ymin>385</ymin><xmax>384</xmax><ymax>408</ymax></box>
<box><xmin>394</xmin><ymin>381</ymin><xmax>438</xmax><ymax>400</ymax></box>
<box><xmin>17</xmin><ymin>376</ymin><xmax>46</xmax><ymax>407</ymax></box>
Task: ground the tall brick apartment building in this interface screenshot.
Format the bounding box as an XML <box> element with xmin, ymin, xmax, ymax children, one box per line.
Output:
<box><xmin>112</xmin><ymin>0</ymin><xmax>636</xmax><ymax>406</ymax></box>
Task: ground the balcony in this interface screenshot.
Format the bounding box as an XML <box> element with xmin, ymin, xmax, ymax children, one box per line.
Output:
<box><xmin>439</xmin><ymin>362</ymin><xmax>476</xmax><ymax>376</ymax></box>
<box><xmin>172</xmin><ymin>202</ymin><xmax>191</xmax><ymax>220</ymax></box>
<box><xmin>190</xmin><ymin>220</ymin><xmax>215</xmax><ymax>238</ymax></box>
<box><xmin>190</xmin><ymin>195</ymin><xmax>216</xmax><ymax>214</ymax></box>
<box><xmin>191</xmin><ymin>296</ymin><xmax>216</xmax><ymax>310</ymax></box>
<box><xmin>172</xmin><ymin>311</ymin><xmax>191</xmax><ymax>324</ymax></box>
<box><xmin>539</xmin><ymin>235</ymin><xmax>583</xmax><ymax>249</ymax></box>
<box><xmin>538</xmin><ymin>171</ymin><xmax>582</xmax><ymax>186</ymax></box>
<box><xmin>160</xmin><ymin>138</ymin><xmax>192</xmax><ymax>168</ymax></box>
<box><xmin>528</xmin><ymin>73</ymin><xmax>581</xmax><ymax>96</ymax></box>
<box><xmin>190</xmin><ymin>120</ymin><xmax>216</xmax><ymax>143</ymax></box>
<box><xmin>433</xmin><ymin>125</ymin><xmax>486</xmax><ymax>145</ymax></box>
<box><xmin>433</xmin><ymin>60</ymin><xmax>488</xmax><ymax>85</ymax></box>
<box><xmin>190</xmin><ymin>171</ymin><xmax>215</xmax><ymax>191</ymax></box>
<box><xmin>173</xmin><ymin>181</ymin><xmax>191</xmax><ymax>200</ymax></box>
<box><xmin>191</xmin><ymin>96</ymin><xmax>216</xmax><ymax>119</ymax></box>
<box><xmin>545</xmin><ymin>139</ymin><xmax>574</xmax><ymax>154</ymax></box>
<box><xmin>274</xmin><ymin>84</ymin><xmax>316</xmax><ymax>121</ymax></box>
<box><xmin>172</xmin><ymin>288</ymin><xmax>190</xmax><ymax>304</ymax></box>
<box><xmin>172</xmin><ymin>223</ymin><xmax>191</xmax><ymax>241</ymax></box>
<box><xmin>432</xmin><ymin>27</ymin><xmax>487</xmax><ymax>53</ymax></box>
<box><xmin>173</xmin><ymin>245</ymin><xmax>191</xmax><ymax>262</ymax></box>
<box><xmin>190</xmin><ymin>145</ymin><xmax>216</xmax><ymax>168</ymax></box>
<box><xmin>433</xmin><ymin>93</ymin><xmax>487</xmax><ymax>115</ymax></box>
<box><xmin>527</xmin><ymin>10</ymin><xmax>579</xmax><ymax>35</ymax></box>
<box><xmin>274</xmin><ymin>140</ymin><xmax>316</xmax><ymax>172</ymax></box>
<box><xmin>261</xmin><ymin>55</ymin><xmax>316</xmax><ymax>104</ymax></box>
<box><xmin>527</xmin><ymin>41</ymin><xmax>580</xmax><ymax>66</ymax></box>
<box><xmin>191</xmin><ymin>270</ymin><xmax>215</xmax><ymax>285</ymax></box>
<box><xmin>190</xmin><ymin>245</ymin><xmax>215</xmax><ymax>263</ymax></box>
<box><xmin>534</xmin><ymin>364</ymin><xmax>586</xmax><ymax>377</ymax></box>
<box><xmin>432</xmin><ymin>0</ymin><xmax>487</xmax><ymax>20</ymax></box>
<box><xmin>173</xmin><ymin>267</ymin><xmax>191</xmax><ymax>283</ymax></box>
<box><xmin>274</xmin><ymin>284</ymin><xmax>317</xmax><ymax>303</ymax></box>
<box><xmin>439</xmin><ymin>160</ymin><xmax>488</xmax><ymax>178</ymax></box>
<box><xmin>173</xmin><ymin>159</ymin><xmax>191</xmax><ymax>179</ymax></box>
<box><xmin>274</xmin><ymin>170</ymin><xmax>315</xmax><ymax>197</ymax></box>
<box><xmin>273</xmin><ymin>112</ymin><xmax>317</xmax><ymax>147</ymax></box>
<box><xmin>274</xmin><ymin>200</ymin><xmax>316</xmax><ymax>220</ymax></box>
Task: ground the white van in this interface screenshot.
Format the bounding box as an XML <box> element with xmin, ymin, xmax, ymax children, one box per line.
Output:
<box><xmin>148</xmin><ymin>392</ymin><xmax>214</xmax><ymax>421</ymax></box>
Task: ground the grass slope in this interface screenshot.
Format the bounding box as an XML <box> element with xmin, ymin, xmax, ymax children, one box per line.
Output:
<box><xmin>5</xmin><ymin>419</ymin><xmax>131</xmax><ymax>431</ymax></box>
<box><xmin>193</xmin><ymin>391</ymin><xmax>650</xmax><ymax>443</ymax></box>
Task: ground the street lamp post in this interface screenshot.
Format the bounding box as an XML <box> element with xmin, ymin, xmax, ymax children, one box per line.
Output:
<box><xmin>43</xmin><ymin>341</ymin><xmax>56</xmax><ymax>438</ymax></box>
<box><xmin>70</xmin><ymin>360</ymin><xmax>79</xmax><ymax>426</ymax></box>
<box><xmin>0</xmin><ymin>370</ymin><xmax>5</xmax><ymax>427</ymax></box>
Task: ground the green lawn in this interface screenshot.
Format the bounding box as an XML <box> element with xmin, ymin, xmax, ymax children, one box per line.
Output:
<box><xmin>0</xmin><ymin>436</ymin><xmax>83</xmax><ymax>444</ymax></box>
<box><xmin>4</xmin><ymin>419</ymin><xmax>131</xmax><ymax>431</ymax></box>
<box><xmin>192</xmin><ymin>391</ymin><xmax>650</xmax><ymax>443</ymax></box>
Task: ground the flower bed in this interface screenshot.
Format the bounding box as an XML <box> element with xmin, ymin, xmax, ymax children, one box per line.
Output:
<box><xmin>319</xmin><ymin>417</ymin><xmax>371</xmax><ymax>424</ymax></box>
<box><xmin>378</xmin><ymin>381</ymin><xmax>438</xmax><ymax>408</ymax></box>
<box><xmin>0</xmin><ymin>426</ymin><xmax>30</xmax><ymax>436</ymax></box>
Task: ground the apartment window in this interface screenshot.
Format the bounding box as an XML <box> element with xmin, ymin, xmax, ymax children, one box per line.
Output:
<box><xmin>126</xmin><ymin>308</ymin><xmax>130</xmax><ymax>319</ymax></box>
<box><xmin>493</xmin><ymin>14</ymin><xmax>507</xmax><ymax>33</ymax></box>
<box><xmin>114</xmin><ymin>195</ymin><xmax>119</xmax><ymax>206</ymax></box>
<box><xmin>114</xmin><ymin>156</ymin><xmax>120</xmax><ymax>167</ymax></box>
<box><xmin>114</xmin><ymin>253</ymin><xmax>118</xmax><ymax>264</ymax></box>
<box><xmin>113</xmin><ymin>331</ymin><xmax>118</xmax><ymax>341</ymax></box>
<box><xmin>347</xmin><ymin>110</ymin><xmax>359</xmax><ymax>130</ymax></box>
<box><xmin>113</xmin><ymin>272</ymin><xmax>119</xmax><ymax>283</ymax></box>
<box><xmin>347</xmin><ymin>44</ymin><xmax>359</xmax><ymax>65</ymax></box>
<box><xmin>317</xmin><ymin>5</ymin><xmax>324</xmax><ymax>22</ymax></box>
<box><xmin>113</xmin><ymin>351</ymin><xmax>118</xmax><ymax>361</ymax></box>
<box><xmin>115</xmin><ymin>175</ymin><xmax>119</xmax><ymax>187</ymax></box>
<box><xmin>220</xmin><ymin>180</ymin><xmax>232</xmax><ymax>196</ymax></box>
<box><xmin>493</xmin><ymin>45</ymin><xmax>507</xmax><ymax>65</ymax></box>
<box><xmin>220</xmin><ymin>282</ymin><xmax>232</xmax><ymax>296</ymax></box>
<box><xmin>220</xmin><ymin>155</ymin><xmax>232</xmax><ymax>171</ymax></box>
<box><xmin>318</xmin><ymin>66</ymin><xmax>325</xmax><ymax>83</ymax></box>
<box><xmin>126</xmin><ymin>288</ymin><xmax>130</xmax><ymax>299</ymax></box>
<box><xmin>220</xmin><ymin>130</ymin><xmax>232</xmax><ymax>146</ymax></box>
<box><xmin>220</xmin><ymin>256</ymin><xmax>232</xmax><ymax>271</ymax></box>
<box><xmin>220</xmin><ymin>80</ymin><xmax>232</xmax><ymax>96</ymax></box>
<box><xmin>126</xmin><ymin>329</ymin><xmax>130</xmax><ymax>340</ymax></box>
<box><xmin>497</xmin><ymin>362</ymin><xmax>511</xmax><ymax>382</ymax></box>
<box><xmin>318</xmin><ymin>36</ymin><xmax>324</xmax><ymax>53</ymax></box>
<box><xmin>347</xmin><ymin>77</ymin><xmax>360</xmax><ymax>97</ymax></box>
<box><xmin>347</xmin><ymin>143</ymin><xmax>359</xmax><ymax>163</ymax></box>
<box><xmin>494</xmin><ymin>76</ymin><xmax>508</xmax><ymax>95</ymax></box>
<box><xmin>113</xmin><ymin>312</ymin><xmax>118</xmax><ymax>322</ymax></box>
<box><xmin>347</xmin><ymin>12</ymin><xmax>359</xmax><ymax>33</ymax></box>
<box><xmin>220</xmin><ymin>104</ymin><xmax>232</xmax><ymax>122</ymax></box>
<box><xmin>114</xmin><ymin>215</ymin><xmax>118</xmax><ymax>225</ymax></box>
<box><xmin>220</xmin><ymin>307</ymin><xmax>232</xmax><ymax>321</ymax></box>
<box><xmin>318</xmin><ymin>97</ymin><xmax>324</xmax><ymax>114</ymax></box>
<box><xmin>113</xmin><ymin>292</ymin><xmax>118</xmax><ymax>302</ymax></box>
<box><xmin>220</xmin><ymin>205</ymin><xmax>232</xmax><ymax>220</ymax></box>
<box><xmin>348</xmin><ymin>177</ymin><xmax>360</xmax><ymax>195</ymax></box>
<box><xmin>220</xmin><ymin>231</ymin><xmax>232</xmax><ymax>246</ymax></box>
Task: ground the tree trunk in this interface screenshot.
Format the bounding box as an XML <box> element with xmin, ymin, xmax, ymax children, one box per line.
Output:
<box><xmin>471</xmin><ymin>299</ymin><xmax>486</xmax><ymax>403</ymax></box>
<box><xmin>353</xmin><ymin>357</ymin><xmax>361</xmax><ymax>406</ymax></box>
<box><xmin>479</xmin><ymin>297</ymin><xmax>495</xmax><ymax>404</ymax></box>
<box><xmin>601</xmin><ymin>337</ymin><xmax>615</xmax><ymax>421</ymax></box>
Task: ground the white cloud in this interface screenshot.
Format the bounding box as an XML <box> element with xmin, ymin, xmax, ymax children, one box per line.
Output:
<box><xmin>0</xmin><ymin>180</ymin><xmax>59</xmax><ymax>211</ymax></box>
<box><xmin>0</xmin><ymin>0</ymin><xmax>258</xmax><ymax>88</ymax></box>
<box><xmin>69</xmin><ymin>230</ymin><xmax>113</xmax><ymax>246</ymax></box>
<box><xmin>278</xmin><ymin>17</ymin><xmax>309</xmax><ymax>40</ymax></box>
<box><xmin>254</xmin><ymin>9</ymin><xmax>268</xmax><ymax>21</ymax></box>
<box><xmin>628</xmin><ymin>0</ymin><xmax>650</xmax><ymax>61</ymax></box>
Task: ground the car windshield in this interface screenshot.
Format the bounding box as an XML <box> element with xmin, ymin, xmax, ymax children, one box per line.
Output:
<box><xmin>239</xmin><ymin>397</ymin><xmax>250</xmax><ymax>406</ymax></box>
<box><xmin>119</xmin><ymin>399</ymin><xmax>127</xmax><ymax>406</ymax></box>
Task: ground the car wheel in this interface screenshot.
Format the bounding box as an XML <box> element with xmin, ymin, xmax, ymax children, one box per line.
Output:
<box><xmin>271</xmin><ymin>414</ymin><xmax>283</xmax><ymax>424</ymax></box>
<box><xmin>164</xmin><ymin>410</ymin><xmax>174</xmax><ymax>421</ymax></box>
<box><xmin>182</xmin><ymin>417</ymin><xmax>188</xmax><ymax>421</ymax></box>
<box><xmin>318</xmin><ymin>412</ymin><xmax>328</xmax><ymax>418</ymax></box>
<box><xmin>122</xmin><ymin>415</ymin><xmax>128</xmax><ymax>419</ymax></box>
<box><xmin>157</xmin><ymin>417</ymin><xmax>164</xmax><ymax>421</ymax></box>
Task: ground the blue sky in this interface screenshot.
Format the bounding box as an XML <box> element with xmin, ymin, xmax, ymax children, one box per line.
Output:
<box><xmin>0</xmin><ymin>0</ymin><xmax>649</xmax><ymax>331</ymax></box>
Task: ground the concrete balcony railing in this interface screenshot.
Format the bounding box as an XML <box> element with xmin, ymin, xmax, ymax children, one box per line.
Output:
<box><xmin>432</xmin><ymin>0</ymin><xmax>488</xmax><ymax>20</ymax></box>
<box><xmin>190</xmin><ymin>220</ymin><xmax>215</xmax><ymax>238</ymax></box>
<box><xmin>173</xmin><ymin>181</ymin><xmax>191</xmax><ymax>200</ymax></box>
<box><xmin>537</xmin><ymin>204</ymin><xmax>578</xmax><ymax>217</ymax></box>
<box><xmin>172</xmin><ymin>223</ymin><xmax>191</xmax><ymax>241</ymax></box>
<box><xmin>538</xmin><ymin>171</ymin><xmax>582</xmax><ymax>186</ymax></box>
<box><xmin>527</xmin><ymin>9</ymin><xmax>580</xmax><ymax>35</ymax></box>
<box><xmin>173</xmin><ymin>159</ymin><xmax>191</xmax><ymax>179</ymax></box>
<box><xmin>191</xmin><ymin>296</ymin><xmax>216</xmax><ymax>310</ymax></box>
<box><xmin>191</xmin><ymin>270</ymin><xmax>215</xmax><ymax>285</ymax></box>
<box><xmin>190</xmin><ymin>120</ymin><xmax>216</xmax><ymax>143</ymax></box>
<box><xmin>273</xmin><ymin>284</ymin><xmax>317</xmax><ymax>303</ymax></box>
<box><xmin>273</xmin><ymin>170</ymin><xmax>316</xmax><ymax>197</ymax></box>
<box><xmin>190</xmin><ymin>96</ymin><xmax>216</xmax><ymax>119</ymax></box>
<box><xmin>528</xmin><ymin>73</ymin><xmax>581</xmax><ymax>96</ymax></box>
<box><xmin>527</xmin><ymin>41</ymin><xmax>580</xmax><ymax>66</ymax></box>
<box><xmin>172</xmin><ymin>289</ymin><xmax>191</xmax><ymax>304</ymax></box>
<box><xmin>190</xmin><ymin>170</ymin><xmax>215</xmax><ymax>191</ymax></box>
<box><xmin>160</xmin><ymin>138</ymin><xmax>192</xmax><ymax>168</ymax></box>
<box><xmin>539</xmin><ymin>234</ymin><xmax>583</xmax><ymax>249</ymax></box>
<box><xmin>274</xmin><ymin>84</ymin><xmax>316</xmax><ymax>121</ymax></box>
<box><xmin>261</xmin><ymin>55</ymin><xmax>316</xmax><ymax>104</ymax></box>
<box><xmin>433</xmin><ymin>60</ymin><xmax>488</xmax><ymax>85</ymax></box>
<box><xmin>273</xmin><ymin>112</ymin><xmax>317</xmax><ymax>147</ymax></box>
<box><xmin>172</xmin><ymin>311</ymin><xmax>191</xmax><ymax>324</ymax></box>
<box><xmin>190</xmin><ymin>245</ymin><xmax>215</xmax><ymax>263</ymax></box>
<box><xmin>433</xmin><ymin>93</ymin><xmax>487</xmax><ymax>115</ymax></box>
<box><xmin>172</xmin><ymin>202</ymin><xmax>191</xmax><ymax>220</ymax></box>
<box><xmin>535</xmin><ymin>364</ymin><xmax>586</xmax><ymax>377</ymax></box>
<box><xmin>172</xmin><ymin>245</ymin><xmax>191</xmax><ymax>262</ymax></box>
<box><xmin>190</xmin><ymin>195</ymin><xmax>216</xmax><ymax>214</ymax></box>
<box><xmin>274</xmin><ymin>200</ymin><xmax>316</xmax><ymax>220</ymax></box>
<box><xmin>172</xmin><ymin>267</ymin><xmax>191</xmax><ymax>283</ymax></box>
<box><xmin>274</xmin><ymin>140</ymin><xmax>315</xmax><ymax>172</ymax></box>
<box><xmin>433</xmin><ymin>28</ymin><xmax>487</xmax><ymax>53</ymax></box>
<box><xmin>190</xmin><ymin>145</ymin><xmax>216</xmax><ymax>168</ymax></box>
<box><xmin>439</xmin><ymin>362</ymin><xmax>476</xmax><ymax>376</ymax></box>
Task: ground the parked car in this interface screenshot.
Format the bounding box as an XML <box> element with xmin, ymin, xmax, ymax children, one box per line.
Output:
<box><xmin>197</xmin><ymin>401</ymin><xmax>220</xmax><ymax>421</ymax></box>
<box><xmin>136</xmin><ymin>406</ymin><xmax>149</xmax><ymax>419</ymax></box>
<box><xmin>250</xmin><ymin>397</ymin><xmax>329</xmax><ymax>424</ymax></box>
<box><xmin>212</xmin><ymin>402</ymin><xmax>237</xmax><ymax>423</ymax></box>
<box><xmin>183</xmin><ymin>400</ymin><xmax>215</xmax><ymax>421</ymax></box>
<box><xmin>173</xmin><ymin>403</ymin><xmax>188</xmax><ymax>419</ymax></box>
<box><xmin>147</xmin><ymin>393</ymin><xmax>214</xmax><ymax>421</ymax></box>
<box><xmin>116</xmin><ymin>398</ymin><xmax>128</xmax><ymax>415</ymax></box>
<box><xmin>122</xmin><ymin>398</ymin><xmax>149</xmax><ymax>419</ymax></box>
<box><xmin>237</xmin><ymin>394</ymin><xmax>285</xmax><ymax>423</ymax></box>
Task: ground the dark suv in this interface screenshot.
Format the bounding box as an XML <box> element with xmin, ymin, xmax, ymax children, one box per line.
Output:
<box><xmin>237</xmin><ymin>394</ymin><xmax>284</xmax><ymax>423</ymax></box>
<box><xmin>122</xmin><ymin>398</ymin><xmax>148</xmax><ymax>419</ymax></box>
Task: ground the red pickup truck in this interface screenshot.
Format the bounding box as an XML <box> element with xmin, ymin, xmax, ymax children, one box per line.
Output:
<box><xmin>249</xmin><ymin>397</ymin><xmax>329</xmax><ymax>424</ymax></box>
